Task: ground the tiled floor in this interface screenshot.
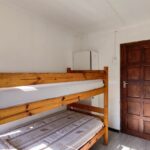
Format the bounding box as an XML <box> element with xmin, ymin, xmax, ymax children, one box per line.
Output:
<box><xmin>91</xmin><ymin>131</ymin><xmax>150</xmax><ymax>150</ymax></box>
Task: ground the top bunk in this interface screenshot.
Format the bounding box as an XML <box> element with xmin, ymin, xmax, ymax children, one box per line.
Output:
<box><xmin>0</xmin><ymin>68</ymin><xmax>107</xmax><ymax>88</ymax></box>
<box><xmin>0</xmin><ymin>67</ymin><xmax>108</xmax><ymax>125</ymax></box>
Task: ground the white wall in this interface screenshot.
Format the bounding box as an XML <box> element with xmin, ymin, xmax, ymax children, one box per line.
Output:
<box><xmin>0</xmin><ymin>2</ymin><xmax>74</xmax><ymax>72</ymax></box>
<box><xmin>76</xmin><ymin>21</ymin><xmax>150</xmax><ymax>130</ymax></box>
<box><xmin>0</xmin><ymin>2</ymin><xmax>75</xmax><ymax>133</ymax></box>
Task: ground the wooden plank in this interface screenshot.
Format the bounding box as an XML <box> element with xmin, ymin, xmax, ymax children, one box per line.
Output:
<box><xmin>0</xmin><ymin>88</ymin><xmax>104</xmax><ymax>124</ymax></box>
<box><xmin>0</xmin><ymin>98</ymin><xmax>62</xmax><ymax>119</ymax></box>
<box><xmin>0</xmin><ymin>105</ymin><xmax>26</xmax><ymax>118</ymax></box>
<box><xmin>68</xmin><ymin>103</ymin><xmax>104</xmax><ymax>114</ymax></box>
<box><xmin>68</xmin><ymin>109</ymin><xmax>104</xmax><ymax>121</ymax></box>
<box><xmin>0</xmin><ymin>112</ymin><xmax>30</xmax><ymax>125</ymax></box>
<box><xmin>29</xmin><ymin>103</ymin><xmax>61</xmax><ymax>115</ymax></box>
<box><xmin>62</xmin><ymin>98</ymin><xmax>79</xmax><ymax>105</ymax></box>
<box><xmin>0</xmin><ymin>104</ymin><xmax>61</xmax><ymax>125</ymax></box>
<box><xmin>28</xmin><ymin>98</ymin><xmax>61</xmax><ymax>110</ymax></box>
<box><xmin>63</xmin><ymin>87</ymin><xmax>104</xmax><ymax>101</ymax></box>
<box><xmin>103</xmin><ymin>67</ymin><xmax>109</xmax><ymax>145</ymax></box>
<box><xmin>0</xmin><ymin>72</ymin><xmax>103</xmax><ymax>88</ymax></box>
<box><xmin>79</xmin><ymin>128</ymin><xmax>105</xmax><ymax>150</ymax></box>
<box><xmin>67</xmin><ymin>68</ymin><xmax>106</xmax><ymax>74</ymax></box>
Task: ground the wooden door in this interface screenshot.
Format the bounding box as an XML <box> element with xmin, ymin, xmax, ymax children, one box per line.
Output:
<box><xmin>121</xmin><ymin>40</ymin><xmax>150</xmax><ymax>140</ymax></box>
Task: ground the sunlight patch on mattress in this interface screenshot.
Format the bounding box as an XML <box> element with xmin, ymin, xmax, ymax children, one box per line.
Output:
<box><xmin>29</xmin><ymin>143</ymin><xmax>48</xmax><ymax>150</ymax></box>
<box><xmin>15</xmin><ymin>86</ymin><xmax>38</xmax><ymax>92</ymax></box>
<box><xmin>0</xmin><ymin>130</ymin><xmax>21</xmax><ymax>138</ymax></box>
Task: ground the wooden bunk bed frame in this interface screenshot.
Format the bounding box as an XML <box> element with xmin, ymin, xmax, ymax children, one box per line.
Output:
<box><xmin>0</xmin><ymin>67</ymin><xmax>108</xmax><ymax>150</ymax></box>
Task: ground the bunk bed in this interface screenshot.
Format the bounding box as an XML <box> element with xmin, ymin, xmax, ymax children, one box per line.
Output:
<box><xmin>0</xmin><ymin>67</ymin><xmax>108</xmax><ymax>150</ymax></box>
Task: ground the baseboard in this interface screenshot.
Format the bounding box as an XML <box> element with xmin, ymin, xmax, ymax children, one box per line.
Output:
<box><xmin>109</xmin><ymin>127</ymin><xmax>120</xmax><ymax>133</ymax></box>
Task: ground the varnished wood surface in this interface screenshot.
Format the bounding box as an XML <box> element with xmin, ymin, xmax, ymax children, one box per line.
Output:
<box><xmin>80</xmin><ymin>128</ymin><xmax>105</xmax><ymax>150</ymax></box>
<box><xmin>68</xmin><ymin>103</ymin><xmax>104</xmax><ymax>121</ymax></box>
<box><xmin>67</xmin><ymin>68</ymin><xmax>106</xmax><ymax>73</ymax></box>
<box><xmin>121</xmin><ymin>41</ymin><xmax>150</xmax><ymax>140</ymax></box>
<box><xmin>103</xmin><ymin>67</ymin><xmax>109</xmax><ymax>144</ymax></box>
<box><xmin>68</xmin><ymin>103</ymin><xmax>104</xmax><ymax>114</ymax></box>
<box><xmin>0</xmin><ymin>72</ymin><xmax>105</xmax><ymax>88</ymax></box>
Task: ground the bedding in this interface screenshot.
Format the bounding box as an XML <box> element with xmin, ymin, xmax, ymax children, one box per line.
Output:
<box><xmin>0</xmin><ymin>79</ymin><xmax>103</xmax><ymax>109</ymax></box>
<box><xmin>0</xmin><ymin>110</ymin><xmax>104</xmax><ymax>150</ymax></box>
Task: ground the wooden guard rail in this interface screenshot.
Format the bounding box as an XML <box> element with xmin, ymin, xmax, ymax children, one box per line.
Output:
<box><xmin>0</xmin><ymin>72</ymin><xmax>105</xmax><ymax>88</ymax></box>
<box><xmin>0</xmin><ymin>88</ymin><xmax>104</xmax><ymax>125</ymax></box>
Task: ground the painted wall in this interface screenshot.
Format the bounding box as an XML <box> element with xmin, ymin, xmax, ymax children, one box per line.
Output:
<box><xmin>0</xmin><ymin>2</ymin><xmax>74</xmax><ymax>133</ymax></box>
<box><xmin>0</xmin><ymin>2</ymin><xmax>74</xmax><ymax>73</ymax></box>
<box><xmin>76</xmin><ymin>22</ymin><xmax>150</xmax><ymax>130</ymax></box>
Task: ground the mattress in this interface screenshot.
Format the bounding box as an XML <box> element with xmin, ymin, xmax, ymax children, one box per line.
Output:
<box><xmin>0</xmin><ymin>79</ymin><xmax>103</xmax><ymax>108</ymax></box>
<box><xmin>0</xmin><ymin>110</ymin><xmax>104</xmax><ymax>150</ymax></box>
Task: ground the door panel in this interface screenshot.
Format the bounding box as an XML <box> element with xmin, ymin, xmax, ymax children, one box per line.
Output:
<box><xmin>144</xmin><ymin>121</ymin><xmax>150</xmax><ymax>134</ymax></box>
<box><xmin>143</xmin><ymin>103</ymin><xmax>150</xmax><ymax>117</ymax></box>
<box><xmin>144</xmin><ymin>85</ymin><xmax>150</xmax><ymax>99</ymax></box>
<box><xmin>121</xmin><ymin>40</ymin><xmax>150</xmax><ymax>140</ymax></box>
<box><xmin>127</xmin><ymin>47</ymin><xmax>142</xmax><ymax>64</ymax></box>
<box><xmin>127</xmin><ymin>116</ymin><xmax>139</xmax><ymax>131</ymax></box>
<box><xmin>127</xmin><ymin>83</ymin><xmax>141</xmax><ymax>98</ymax></box>
<box><xmin>127</xmin><ymin>67</ymin><xmax>141</xmax><ymax>80</ymax></box>
<box><xmin>144</xmin><ymin>48</ymin><xmax>150</xmax><ymax>64</ymax></box>
<box><xmin>144</xmin><ymin>67</ymin><xmax>150</xmax><ymax>80</ymax></box>
<box><xmin>127</xmin><ymin>101</ymin><xmax>140</xmax><ymax>115</ymax></box>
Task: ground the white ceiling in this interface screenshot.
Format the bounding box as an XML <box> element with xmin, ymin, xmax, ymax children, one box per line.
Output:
<box><xmin>1</xmin><ymin>0</ymin><xmax>150</xmax><ymax>33</ymax></box>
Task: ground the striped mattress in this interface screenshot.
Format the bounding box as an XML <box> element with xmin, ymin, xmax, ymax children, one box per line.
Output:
<box><xmin>0</xmin><ymin>110</ymin><xmax>103</xmax><ymax>150</ymax></box>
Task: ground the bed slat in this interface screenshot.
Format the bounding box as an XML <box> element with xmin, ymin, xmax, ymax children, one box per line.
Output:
<box><xmin>68</xmin><ymin>103</ymin><xmax>104</xmax><ymax>114</ymax></box>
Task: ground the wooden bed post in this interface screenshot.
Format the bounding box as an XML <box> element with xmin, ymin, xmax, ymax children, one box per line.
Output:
<box><xmin>103</xmin><ymin>66</ymin><xmax>108</xmax><ymax>145</ymax></box>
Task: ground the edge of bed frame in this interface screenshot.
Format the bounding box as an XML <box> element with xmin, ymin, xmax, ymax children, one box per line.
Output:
<box><xmin>80</xmin><ymin>127</ymin><xmax>105</xmax><ymax>150</ymax></box>
<box><xmin>0</xmin><ymin>70</ymin><xmax>106</xmax><ymax>88</ymax></box>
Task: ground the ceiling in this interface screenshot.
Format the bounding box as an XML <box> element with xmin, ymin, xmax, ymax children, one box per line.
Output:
<box><xmin>1</xmin><ymin>0</ymin><xmax>150</xmax><ymax>33</ymax></box>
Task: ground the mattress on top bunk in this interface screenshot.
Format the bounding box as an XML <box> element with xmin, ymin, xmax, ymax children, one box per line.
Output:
<box><xmin>0</xmin><ymin>110</ymin><xmax>104</xmax><ymax>150</ymax></box>
<box><xmin>0</xmin><ymin>79</ymin><xmax>104</xmax><ymax>108</ymax></box>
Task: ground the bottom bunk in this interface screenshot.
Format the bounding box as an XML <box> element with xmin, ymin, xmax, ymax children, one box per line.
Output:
<box><xmin>0</xmin><ymin>110</ymin><xmax>104</xmax><ymax>150</ymax></box>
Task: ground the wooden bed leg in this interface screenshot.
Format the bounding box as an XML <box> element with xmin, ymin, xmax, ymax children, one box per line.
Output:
<box><xmin>104</xmin><ymin>127</ymin><xmax>108</xmax><ymax>145</ymax></box>
<box><xmin>103</xmin><ymin>67</ymin><xmax>109</xmax><ymax>145</ymax></box>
